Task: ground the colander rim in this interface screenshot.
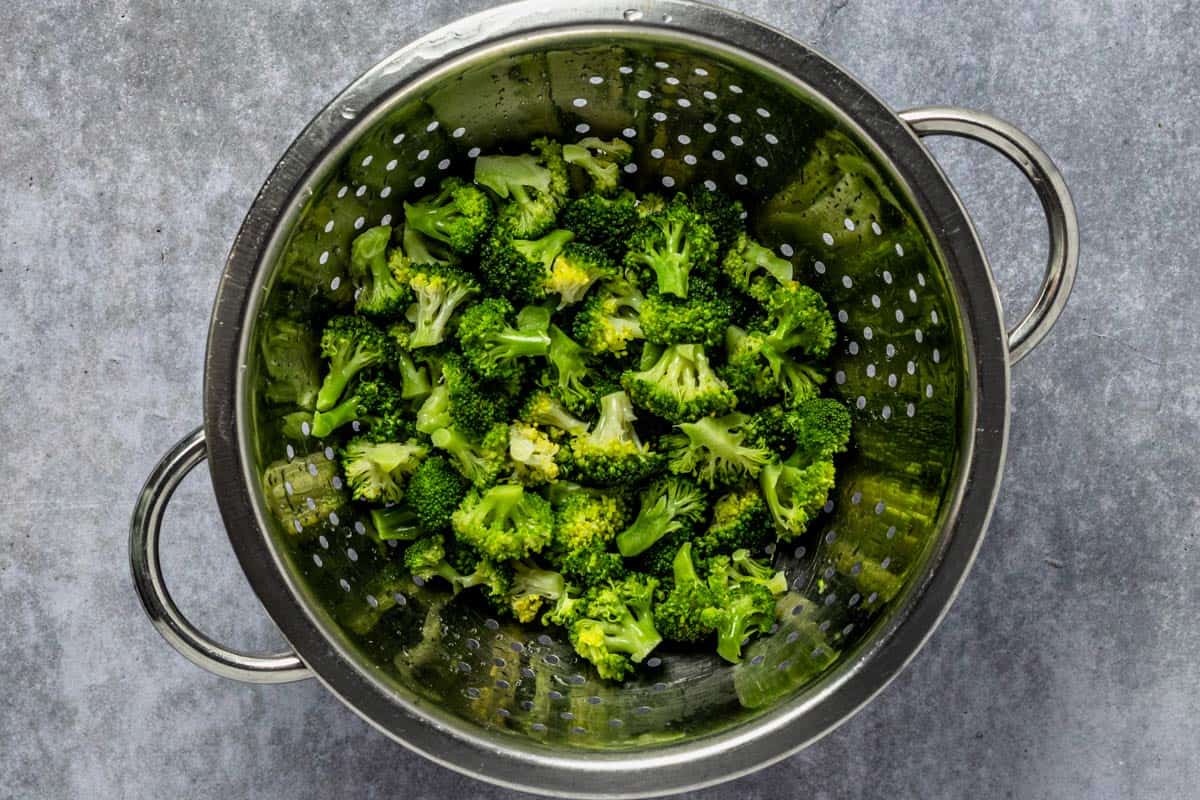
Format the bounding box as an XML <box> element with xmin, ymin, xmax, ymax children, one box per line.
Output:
<box><xmin>203</xmin><ymin>1</ymin><xmax>1009</xmax><ymax>796</ymax></box>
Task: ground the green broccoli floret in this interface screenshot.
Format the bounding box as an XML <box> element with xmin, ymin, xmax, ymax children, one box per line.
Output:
<box><xmin>572</xmin><ymin>279</ymin><xmax>646</xmax><ymax>356</ymax></box>
<box><xmin>559</xmin><ymin>190</ymin><xmax>638</xmax><ymax>258</ymax></box>
<box><xmin>703</xmin><ymin>567</ymin><xmax>778</xmax><ymax>664</ymax></box>
<box><xmin>727</xmin><ymin>548</ymin><xmax>790</xmax><ymax>595</ymax></box>
<box><xmin>563</xmin><ymin>137</ymin><xmax>633</xmax><ymax>195</ymax></box>
<box><xmin>519</xmin><ymin>390</ymin><xmax>590</xmax><ymax>437</ymax></box>
<box><xmin>457</xmin><ymin>297</ymin><xmax>551</xmax><ymax>381</ymax></box>
<box><xmin>507</xmin><ymin>560</ymin><xmax>568</xmax><ymax>623</ymax></box>
<box><xmin>415</xmin><ymin>382</ymin><xmax>451</xmax><ymax>435</ymax></box>
<box><xmin>547</xmin><ymin>242</ymin><xmax>617</xmax><ymax>308</ymax></box>
<box><xmin>439</xmin><ymin>352</ymin><xmax>514</xmax><ymax>438</ymax></box>
<box><xmin>690</xmin><ymin>189</ymin><xmax>745</xmax><ymax>252</ymax></box>
<box><xmin>474</xmin><ymin>137</ymin><xmax>569</xmax><ymax>238</ymax></box>
<box><xmin>310</xmin><ymin>373</ymin><xmax>406</xmax><ymax>439</ymax></box>
<box><xmin>387</xmin><ymin>324</ymin><xmax>434</xmax><ymax>402</ymax></box>
<box><xmin>622</xmin><ymin>343</ymin><xmax>736</xmax><ymax>423</ymax></box>
<box><xmin>369</xmin><ymin>506</ymin><xmax>423</xmax><ymax>542</ymax></box>
<box><xmin>451</xmin><ymin>482</ymin><xmax>554</xmax><ymax>561</ymax></box>
<box><xmin>543</xmin><ymin>324</ymin><xmax>595</xmax><ymax>415</ymax></box>
<box><xmin>747</xmin><ymin>399</ymin><xmax>852</xmax><ymax>461</ymax></box>
<box><xmin>640</xmin><ymin>280</ymin><xmax>733</xmax><ymax>347</ymax></box>
<box><xmin>349</xmin><ymin>225</ymin><xmax>412</xmax><ymax>317</ymax></box>
<box><xmin>394</xmin><ymin>225</ymin><xmax>457</xmax><ymax>271</ymax></box>
<box><xmin>430</xmin><ymin>422</ymin><xmax>509</xmax><ymax>488</ymax></box>
<box><xmin>758</xmin><ymin>458</ymin><xmax>837</xmax><ymax>540</ymax></box>
<box><xmin>635</xmin><ymin>527</ymin><xmax>692</xmax><ymax>578</ymax></box>
<box><xmin>665</xmin><ymin>412</ymin><xmax>773</xmax><ymax>487</ymax></box>
<box><xmin>558</xmin><ymin>546</ymin><xmax>629</xmax><ymax>588</ymax></box>
<box><xmin>508</xmin><ymin>421</ymin><xmax>561</xmax><ymax>486</ymax></box>
<box><xmin>615</xmin><ymin>476</ymin><xmax>706</xmax><ymax>557</ymax></box>
<box><xmin>404</xmin><ymin>534</ymin><xmax>510</xmax><ymax>599</ymax></box>
<box><xmin>623</xmin><ymin>195</ymin><xmax>718</xmax><ymax>298</ymax></box>
<box><xmin>339</xmin><ymin>436</ymin><xmax>426</xmax><ymax>504</ymax></box>
<box><xmin>563</xmin><ymin>390</ymin><xmax>665</xmax><ymax>486</ymax></box>
<box><xmin>552</xmin><ymin>486</ymin><xmax>629</xmax><ymax>554</ymax></box>
<box><xmin>654</xmin><ymin>542</ymin><xmax>719</xmax><ymax>643</ymax></box>
<box><xmin>721</xmin><ymin>325</ymin><xmax>827</xmax><ymax>408</ymax></box>
<box><xmin>405</xmin><ymin>263</ymin><xmax>480</xmax><ymax>349</ymax></box>
<box><xmin>405</xmin><ymin>454</ymin><xmax>468</xmax><ymax>531</ymax></box>
<box><xmin>542</xmin><ymin>585</ymin><xmax>587</xmax><ymax>628</ymax></box>
<box><xmin>403</xmin><ymin>177</ymin><xmax>494</xmax><ymax>255</ymax></box>
<box><xmin>316</xmin><ymin>316</ymin><xmax>393</xmax><ymax>411</ymax></box>
<box><xmin>479</xmin><ymin>228</ymin><xmax>575</xmax><ymax>304</ymax></box>
<box><xmin>570</xmin><ymin>575</ymin><xmax>663</xmax><ymax>680</ymax></box>
<box><xmin>721</xmin><ymin>232</ymin><xmax>794</xmax><ymax>297</ymax></box>
<box><xmin>757</xmin><ymin>280</ymin><xmax>836</xmax><ymax>358</ymax></box>
<box><xmin>261</xmin><ymin>451</ymin><xmax>346</xmax><ymax>535</ymax></box>
<box><xmin>693</xmin><ymin>482</ymin><xmax>773</xmax><ymax>557</ymax></box>
<box><xmin>261</xmin><ymin>317</ymin><xmax>321</xmax><ymax>410</ymax></box>
<box><xmin>635</xmin><ymin>193</ymin><xmax>667</xmax><ymax>217</ymax></box>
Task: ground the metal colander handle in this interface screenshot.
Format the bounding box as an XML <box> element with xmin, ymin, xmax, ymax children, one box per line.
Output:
<box><xmin>130</xmin><ymin>427</ymin><xmax>312</xmax><ymax>683</ymax></box>
<box><xmin>900</xmin><ymin>107</ymin><xmax>1079</xmax><ymax>364</ymax></box>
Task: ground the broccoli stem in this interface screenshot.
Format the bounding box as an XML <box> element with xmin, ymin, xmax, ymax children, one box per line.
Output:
<box><xmin>396</xmin><ymin>352</ymin><xmax>431</xmax><ymax>401</ymax></box>
<box><xmin>309</xmin><ymin>394</ymin><xmax>360</xmax><ymax>438</ymax></box>
<box><xmin>714</xmin><ymin>593</ymin><xmax>764</xmax><ymax>663</ymax></box>
<box><xmin>369</xmin><ymin>507</ymin><xmax>423</xmax><ymax>542</ymax></box>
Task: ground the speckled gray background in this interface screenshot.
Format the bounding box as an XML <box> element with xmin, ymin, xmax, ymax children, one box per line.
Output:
<box><xmin>2</xmin><ymin>1</ymin><xmax>1196</xmax><ymax>798</ymax></box>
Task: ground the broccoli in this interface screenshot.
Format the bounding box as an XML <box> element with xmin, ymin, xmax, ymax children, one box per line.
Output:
<box><xmin>430</xmin><ymin>422</ymin><xmax>509</xmax><ymax>488</ymax></box>
<box><xmin>473</xmin><ymin>137</ymin><xmax>569</xmax><ymax>238</ymax></box>
<box><xmin>439</xmin><ymin>352</ymin><xmax>514</xmax><ymax>437</ymax></box>
<box><xmin>654</xmin><ymin>542</ymin><xmax>719</xmax><ymax>643</ymax></box>
<box><xmin>721</xmin><ymin>325</ymin><xmax>827</xmax><ymax>408</ymax></box>
<box><xmin>309</xmin><ymin>373</ymin><xmax>406</xmax><ymax>439</ymax></box>
<box><xmin>693</xmin><ymin>482</ymin><xmax>774</xmax><ymax>557</ymax></box>
<box><xmin>415</xmin><ymin>382</ymin><xmax>451</xmax><ymax>435</ymax></box>
<box><xmin>519</xmin><ymin>390</ymin><xmax>590</xmax><ymax>437</ymax></box>
<box><xmin>639</xmin><ymin>280</ymin><xmax>733</xmax><ymax>347</ymax></box>
<box><xmin>479</xmin><ymin>228</ymin><xmax>575</xmax><ymax>304</ymax></box>
<box><xmin>623</xmin><ymin>195</ymin><xmax>718</xmax><ymax>298</ymax></box>
<box><xmin>261</xmin><ymin>451</ymin><xmax>346</xmax><ymax>534</ymax></box>
<box><xmin>635</xmin><ymin>193</ymin><xmax>667</xmax><ymax>217</ymax></box>
<box><xmin>558</xmin><ymin>546</ymin><xmax>629</xmax><ymax>588</ymax></box>
<box><xmin>552</xmin><ymin>486</ymin><xmax>629</xmax><ymax>554</ymax></box>
<box><xmin>726</xmin><ymin>548</ymin><xmax>790</xmax><ymax>595</ymax></box>
<box><xmin>404</xmin><ymin>454</ymin><xmax>467</xmax><ymax>531</ymax></box>
<box><xmin>572</xmin><ymin>279</ymin><xmax>646</xmax><ymax>356</ymax></box>
<box><xmin>403</xmin><ymin>177</ymin><xmax>494</xmax><ymax>255</ymax></box>
<box><xmin>622</xmin><ymin>343</ymin><xmax>736</xmax><ymax>423</ymax></box>
<box><xmin>316</xmin><ymin>316</ymin><xmax>393</xmax><ymax>411</ymax></box>
<box><xmin>404</xmin><ymin>534</ymin><xmax>509</xmax><ymax>598</ymax></box>
<box><xmin>349</xmin><ymin>225</ymin><xmax>412</xmax><ymax>317</ymax></box>
<box><xmin>457</xmin><ymin>297</ymin><xmax>551</xmax><ymax>381</ymax></box>
<box><xmin>508</xmin><ymin>422</ymin><xmax>561</xmax><ymax>486</ymax></box>
<box><xmin>547</xmin><ymin>242</ymin><xmax>617</xmax><ymax>308</ymax></box>
<box><xmin>369</xmin><ymin>506</ymin><xmax>423</xmax><ymax>542</ymax></box>
<box><xmin>615</xmin><ymin>476</ymin><xmax>706</xmax><ymax>558</ymax></box>
<box><xmin>339</xmin><ymin>437</ymin><xmax>426</xmax><ymax>504</ymax></box>
<box><xmin>703</xmin><ymin>566</ymin><xmax>778</xmax><ymax>664</ymax></box>
<box><xmin>690</xmin><ymin>189</ymin><xmax>745</xmax><ymax>252</ymax></box>
<box><xmin>405</xmin><ymin>263</ymin><xmax>480</xmax><ymax>349</ymax></box>
<box><xmin>747</xmin><ymin>399</ymin><xmax>852</xmax><ymax>461</ymax></box>
<box><xmin>569</xmin><ymin>575</ymin><xmax>663</xmax><ymax>680</ymax></box>
<box><xmin>542</xmin><ymin>324</ymin><xmax>595</xmax><ymax>415</ymax></box>
<box><xmin>563</xmin><ymin>137</ymin><xmax>633</xmax><ymax>195</ymax></box>
<box><xmin>507</xmin><ymin>560</ymin><xmax>568</xmax><ymax>623</ymax></box>
<box><xmin>757</xmin><ymin>280</ymin><xmax>836</xmax><ymax>359</ymax></box>
<box><xmin>261</xmin><ymin>317</ymin><xmax>321</xmax><ymax>410</ymax></box>
<box><xmin>395</xmin><ymin>225</ymin><xmax>457</xmax><ymax>270</ymax></box>
<box><xmin>541</xmin><ymin>585</ymin><xmax>587</xmax><ymax>628</ymax></box>
<box><xmin>759</xmin><ymin>458</ymin><xmax>837</xmax><ymax>539</ymax></box>
<box><xmin>562</xmin><ymin>390</ymin><xmax>665</xmax><ymax>486</ymax></box>
<box><xmin>721</xmin><ymin>232</ymin><xmax>794</xmax><ymax>297</ymax></box>
<box><xmin>451</xmin><ymin>482</ymin><xmax>554</xmax><ymax>561</ymax></box>
<box><xmin>559</xmin><ymin>190</ymin><xmax>639</xmax><ymax>258</ymax></box>
<box><xmin>634</xmin><ymin>527</ymin><xmax>692</xmax><ymax>578</ymax></box>
<box><xmin>665</xmin><ymin>412</ymin><xmax>773</xmax><ymax>487</ymax></box>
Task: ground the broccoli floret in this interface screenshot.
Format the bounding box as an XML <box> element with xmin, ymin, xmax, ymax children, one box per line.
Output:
<box><xmin>640</xmin><ymin>280</ymin><xmax>733</xmax><ymax>347</ymax></box>
<box><xmin>395</xmin><ymin>225</ymin><xmax>457</xmax><ymax>271</ymax></box>
<box><xmin>690</xmin><ymin>189</ymin><xmax>745</xmax><ymax>252</ymax></box>
<box><xmin>721</xmin><ymin>325</ymin><xmax>827</xmax><ymax>408</ymax></box>
<box><xmin>758</xmin><ymin>458</ymin><xmax>837</xmax><ymax>539</ymax></box>
<box><xmin>563</xmin><ymin>390</ymin><xmax>665</xmax><ymax>486</ymax></box>
<box><xmin>542</xmin><ymin>585</ymin><xmax>587</xmax><ymax>628</ymax></box>
<box><xmin>615</xmin><ymin>476</ymin><xmax>706</xmax><ymax>557</ymax></box>
<box><xmin>310</xmin><ymin>373</ymin><xmax>406</xmax><ymax>439</ymax></box>
<box><xmin>721</xmin><ymin>232</ymin><xmax>794</xmax><ymax>297</ymax></box>
<box><xmin>726</xmin><ymin>548</ymin><xmax>790</xmax><ymax>595</ymax></box>
<box><xmin>654</xmin><ymin>542</ymin><xmax>719</xmax><ymax>643</ymax></box>
<box><xmin>552</xmin><ymin>487</ymin><xmax>629</xmax><ymax>554</ymax></box>
<box><xmin>451</xmin><ymin>482</ymin><xmax>554</xmax><ymax>561</ymax></box>
<box><xmin>403</xmin><ymin>177</ymin><xmax>494</xmax><ymax>255</ymax></box>
<box><xmin>635</xmin><ymin>527</ymin><xmax>692</xmax><ymax>578</ymax></box>
<box><xmin>456</xmin><ymin>297</ymin><xmax>551</xmax><ymax>381</ymax></box>
<box><xmin>261</xmin><ymin>317</ymin><xmax>321</xmax><ymax>410</ymax></box>
<box><xmin>622</xmin><ymin>343</ymin><xmax>736</xmax><ymax>423</ymax></box>
<box><xmin>405</xmin><ymin>263</ymin><xmax>480</xmax><ymax>349</ymax></box>
<box><xmin>570</xmin><ymin>575</ymin><xmax>662</xmax><ymax>680</ymax></box>
<box><xmin>474</xmin><ymin>137</ymin><xmax>569</xmax><ymax>238</ymax></box>
<box><xmin>558</xmin><ymin>546</ymin><xmax>629</xmax><ymax>588</ymax></box>
<box><xmin>665</xmin><ymin>412</ymin><xmax>773</xmax><ymax>487</ymax></box>
<box><xmin>542</xmin><ymin>324</ymin><xmax>595</xmax><ymax>415</ymax></box>
<box><xmin>316</xmin><ymin>316</ymin><xmax>393</xmax><ymax>411</ymax></box>
<box><xmin>386</xmin><ymin>324</ymin><xmax>435</xmax><ymax>403</ymax></box>
<box><xmin>623</xmin><ymin>195</ymin><xmax>718</xmax><ymax>298</ymax></box>
<box><xmin>693</xmin><ymin>483</ymin><xmax>773</xmax><ymax>557</ymax></box>
<box><xmin>349</xmin><ymin>225</ymin><xmax>412</xmax><ymax>317</ymax></box>
<box><xmin>479</xmin><ymin>228</ymin><xmax>575</xmax><ymax>304</ymax></box>
<box><xmin>439</xmin><ymin>352</ymin><xmax>514</xmax><ymax>438</ymax></box>
<box><xmin>703</xmin><ymin>572</ymin><xmax>777</xmax><ymax>664</ymax></box>
<box><xmin>261</xmin><ymin>451</ymin><xmax>346</xmax><ymax>534</ymax></box>
<box><xmin>369</xmin><ymin>506</ymin><xmax>423</xmax><ymax>542</ymax></box>
<box><xmin>507</xmin><ymin>560</ymin><xmax>568</xmax><ymax>623</ymax></box>
<box><xmin>635</xmin><ymin>193</ymin><xmax>667</xmax><ymax>217</ymax></box>
<box><xmin>747</xmin><ymin>399</ymin><xmax>852</xmax><ymax>461</ymax></box>
<box><xmin>404</xmin><ymin>534</ymin><xmax>510</xmax><ymax>599</ymax></box>
<box><xmin>339</xmin><ymin>436</ymin><xmax>426</xmax><ymax>504</ymax></box>
<box><xmin>572</xmin><ymin>279</ymin><xmax>646</xmax><ymax>356</ymax></box>
<box><xmin>519</xmin><ymin>390</ymin><xmax>590</xmax><ymax>437</ymax></box>
<box><xmin>757</xmin><ymin>280</ymin><xmax>836</xmax><ymax>358</ymax></box>
<box><xmin>559</xmin><ymin>190</ymin><xmax>639</xmax><ymax>258</ymax></box>
<box><xmin>547</xmin><ymin>242</ymin><xmax>617</xmax><ymax>308</ymax></box>
<box><xmin>563</xmin><ymin>137</ymin><xmax>633</xmax><ymax>195</ymax></box>
<box><xmin>405</xmin><ymin>454</ymin><xmax>468</xmax><ymax>531</ymax></box>
<box><xmin>508</xmin><ymin>422</ymin><xmax>561</xmax><ymax>486</ymax></box>
<box><xmin>415</xmin><ymin>382</ymin><xmax>451</xmax><ymax>435</ymax></box>
<box><xmin>430</xmin><ymin>422</ymin><xmax>509</xmax><ymax>488</ymax></box>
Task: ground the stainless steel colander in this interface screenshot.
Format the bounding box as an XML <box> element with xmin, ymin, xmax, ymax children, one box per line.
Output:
<box><xmin>130</xmin><ymin>2</ymin><xmax>1077</xmax><ymax>796</ymax></box>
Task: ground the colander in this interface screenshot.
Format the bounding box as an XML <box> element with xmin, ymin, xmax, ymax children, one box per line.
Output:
<box><xmin>130</xmin><ymin>2</ymin><xmax>1077</xmax><ymax>796</ymax></box>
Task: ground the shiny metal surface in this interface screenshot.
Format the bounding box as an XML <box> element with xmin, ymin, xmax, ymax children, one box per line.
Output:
<box><xmin>128</xmin><ymin>0</ymin><xmax>1073</xmax><ymax>795</ymax></box>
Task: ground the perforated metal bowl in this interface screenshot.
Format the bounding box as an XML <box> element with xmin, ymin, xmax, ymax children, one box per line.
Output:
<box><xmin>131</xmin><ymin>2</ymin><xmax>1077</xmax><ymax>796</ymax></box>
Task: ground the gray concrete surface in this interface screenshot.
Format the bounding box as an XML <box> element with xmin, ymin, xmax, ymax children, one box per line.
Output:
<box><xmin>1</xmin><ymin>1</ymin><xmax>1196</xmax><ymax>798</ymax></box>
